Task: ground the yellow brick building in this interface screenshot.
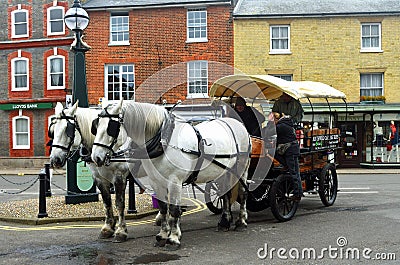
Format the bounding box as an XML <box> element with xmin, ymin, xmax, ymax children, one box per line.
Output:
<box><xmin>233</xmin><ymin>0</ymin><xmax>400</xmax><ymax>167</ymax></box>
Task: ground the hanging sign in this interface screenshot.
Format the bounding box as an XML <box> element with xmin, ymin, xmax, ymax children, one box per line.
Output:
<box><xmin>76</xmin><ymin>161</ymin><xmax>94</xmax><ymax>191</ymax></box>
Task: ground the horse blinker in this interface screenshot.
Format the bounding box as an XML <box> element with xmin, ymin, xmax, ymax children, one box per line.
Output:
<box><xmin>66</xmin><ymin>122</ymin><xmax>75</xmax><ymax>139</ymax></box>
<box><xmin>91</xmin><ymin>118</ymin><xmax>99</xmax><ymax>135</ymax></box>
<box><xmin>107</xmin><ymin>120</ymin><xmax>120</xmax><ymax>138</ymax></box>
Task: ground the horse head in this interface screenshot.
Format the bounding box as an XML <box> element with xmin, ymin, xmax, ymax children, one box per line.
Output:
<box><xmin>91</xmin><ymin>99</ymin><xmax>126</xmax><ymax>166</ymax></box>
<box><xmin>49</xmin><ymin>101</ymin><xmax>82</xmax><ymax>167</ymax></box>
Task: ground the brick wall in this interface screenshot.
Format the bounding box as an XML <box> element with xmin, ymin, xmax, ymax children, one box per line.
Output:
<box><xmin>234</xmin><ymin>16</ymin><xmax>400</xmax><ymax>103</ymax></box>
<box><xmin>84</xmin><ymin>5</ymin><xmax>234</xmax><ymax>105</ymax></box>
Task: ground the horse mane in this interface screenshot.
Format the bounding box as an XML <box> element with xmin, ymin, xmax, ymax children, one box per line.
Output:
<box><xmin>121</xmin><ymin>102</ymin><xmax>167</xmax><ymax>143</ymax></box>
<box><xmin>74</xmin><ymin>108</ymin><xmax>101</xmax><ymax>148</ymax></box>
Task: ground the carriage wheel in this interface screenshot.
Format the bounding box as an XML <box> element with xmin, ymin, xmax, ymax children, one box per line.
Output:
<box><xmin>204</xmin><ymin>181</ymin><xmax>223</xmax><ymax>215</ymax></box>
<box><xmin>318</xmin><ymin>163</ymin><xmax>338</xmax><ymax>206</ymax></box>
<box><xmin>269</xmin><ymin>174</ymin><xmax>298</xmax><ymax>222</ymax></box>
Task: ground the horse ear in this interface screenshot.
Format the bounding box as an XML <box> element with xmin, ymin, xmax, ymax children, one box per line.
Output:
<box><xmin>116</xmin><ymin>98</ymin><xmax>123</xmax><ymax>111</ymax></box>
<box><xmin>70</xmin><ymin>100</ymin><xmax>79</xmax><ymax>114</ymax></box>
<box><xmin>55</xmin><ymin>102</ymin><xmax>63</xmax><ymax>115</ymax></box>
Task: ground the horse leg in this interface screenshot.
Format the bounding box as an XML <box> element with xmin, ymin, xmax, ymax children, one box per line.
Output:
<box><xmin>234</xmin><ymin>179</ymin><xmax>248</xmax><ymax>231</ymax></box>
<box><xmin>218</xmin><ymin>190</ymin><xmax>233</xmax><ymax>232</ymax></box>
<box><xmin>113</xmin><ymin>175</ymin><xmax>128</xmax><ymax>243</ymax></box>
<box><xmin>155</xmin><ymin>211</ymin><xmax>163</xmax><ymax>226</ymax></box>
<box><xmin>162</xmin><ymin>178</ymin><xmax>182</xmax><ymax>250</ymax></box>
<box><xmin>165</xmin><ymin>203</ymin><xmax>182</xmax><ymax>250</ymax></box>
<box><xmin>154</xmin><ymin>199</ymin><xmax>168</xmax><ymax>247</ymax></box>
<box><xmin>95</xmin><ymin>179</ymin><xmax>115</xmax><ymax>239</ymax></box>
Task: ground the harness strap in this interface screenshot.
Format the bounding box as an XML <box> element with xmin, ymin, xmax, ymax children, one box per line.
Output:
<box><xmin>183</xmin><ymin>120</ymin><xmax>251</xmax><ymax>186</ymax></box>
<box><xmin>184</xmin><ymin>126</ymin><xmax>205</xmax><ymax>185</ymax></box>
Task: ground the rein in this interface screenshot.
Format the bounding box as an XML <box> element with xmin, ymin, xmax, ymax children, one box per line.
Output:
<box><xmin>94</xmin><ymin>105</ymin><xmax>175</xmax><ymax>165</ymax></box>
<box><xmin>114</xmin><ymin>112</ymin><xmax>175</xmax><ymax>159</ymax></box>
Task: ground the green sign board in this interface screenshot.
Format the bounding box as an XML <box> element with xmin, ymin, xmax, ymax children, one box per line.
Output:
<box><xmin>76</xmin><ymin>161</ymin><xmax>94</xmax><ymax>191</ymax></box>
<box><xmin>0</xmin><ymin>102</ymin><xmax>53</xmax><ymax>110</ymax></box>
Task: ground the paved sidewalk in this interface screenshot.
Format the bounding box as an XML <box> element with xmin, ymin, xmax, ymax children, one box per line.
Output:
<box><xmin>337</xmin><ymin>168</ymin><xmax>400</xmax><ymax>174</ymax></box>
<box><xmin>0</xmin><ymin>167</ymin><xmax>65</xmax><ymax>176</ymax></box>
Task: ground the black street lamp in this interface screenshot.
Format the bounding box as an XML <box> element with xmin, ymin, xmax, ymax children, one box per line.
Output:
<box><xmin>64</xmin><ymin>0</ymin><xmax>97</xmax><ymax>204</ymax></box>
<box><xmin>64</xmin><ymin>0</ymin><xmax>90</xmax><ymax>108</ymax></box>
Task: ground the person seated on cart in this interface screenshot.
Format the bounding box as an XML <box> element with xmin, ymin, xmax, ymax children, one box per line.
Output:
<box><xmin>272</xmin><ymin>93</ymin><xmax>304</xmax><ymax>125</ymax></box>
<box><xmin>273</xmin><ymin>112</ymin><xmax>303</xmax><ymax>201</ymax></box>
<box><xmin>234</xmin><ymin>97</ymin><xmax>265</xmax><ymax>137</ymax></box>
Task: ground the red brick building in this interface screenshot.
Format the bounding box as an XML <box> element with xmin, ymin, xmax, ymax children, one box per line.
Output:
<box><xmin>0</xmin><ymin>0</ymin><xmax>237</xmax><ymax>159</ymax></box>
<box><xmin>82</xmin><ymin>0</ymin><xmax>236</xmax><ymax>106</ymax></box>
<box><xmin>0</xmin><ymin>0</ymin><xmax>74</xmax><ymax>159</ymax></box>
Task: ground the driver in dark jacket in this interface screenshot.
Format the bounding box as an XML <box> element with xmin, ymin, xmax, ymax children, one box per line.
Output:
<box><xmin>273</xmin><ymin>112</ymin><xmax>303</xmax><ymax>201</ymax></box>
<box><xmin>234</xmin><ymin>97</ymin><xmax>265</xmax><ymax>137</ymax></box>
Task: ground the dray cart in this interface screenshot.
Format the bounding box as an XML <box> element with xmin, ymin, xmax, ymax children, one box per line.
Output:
<box><xmin>204</xmin><ymin>74</ymin><xmax>347</xmax><ymax>221</ymax></box>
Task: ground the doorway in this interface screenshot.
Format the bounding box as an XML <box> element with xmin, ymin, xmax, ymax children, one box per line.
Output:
<box><xmin>337</xmin><ymin>122</ymin><xmax>362</xmax><ymax>168</ymax></box>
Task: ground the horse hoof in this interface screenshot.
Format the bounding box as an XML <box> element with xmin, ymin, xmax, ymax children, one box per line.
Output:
<box><xmin>165</xmin><ymin>242</ymin><xmax>181</xmax><ymax>251</ymax></box>
<box><xmin>113</xmin><ymin>234</ymin><xmax>128</xmax><ymax>243</ymax></box>
<box><xmin>154</xmin><ymin>240</ymin><xmax>167</xmax><ymax>247</ymax></box>
<box><xmin>154</xmin><ymin>235</ymin><xmax>167</xmax><ymax>247</ymax></box>
<box><xmin>234</xmin><ymin>220</ymin><xmax>247</xmax><ymax>232</ymax></box>
<box><xmin>234</xmin><ymin>224</ymin><xmax>247</xmax><ymax>232</ymax></box>
<box><xmin>99</xmin><ymin>230</ymin><xmax>114</xmax><ymax>239</ymax></box>
<box><xmin>217</xmin><ymin>225</ymin><xmax>230</xmax><ymax>232</ymax></box>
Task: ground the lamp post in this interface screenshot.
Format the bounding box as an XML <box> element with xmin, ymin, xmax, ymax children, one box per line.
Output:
<box><xmin>64</xmin><ymin>0</ymin><xmax>90</xmax><ymax>107</ymax></box>
<box><xmin>64</xmin><ymin>0</ymin><xmax>97</xmax><ymax>204</ymax></box>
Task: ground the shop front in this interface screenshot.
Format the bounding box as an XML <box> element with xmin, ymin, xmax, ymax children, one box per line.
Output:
<box><xmin>363</xmin><ymin>111</ymin><xmax>400</xmax><ymax>167</ymax></box>
<box><xmin>304</xmin><ymin>104</ymin><xmax>400</xmax><ymax>168</ymax></box>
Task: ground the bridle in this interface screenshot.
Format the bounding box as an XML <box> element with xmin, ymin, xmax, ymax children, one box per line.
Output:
<box><xmin>48</xmin><ymin>109</ymin><xmax>80</xmax><ymax>156</ymax></box>
<box><xmin>92</xmin><ymin>107</ymin><xmax>123</xmax><ymax>154</ymax></box>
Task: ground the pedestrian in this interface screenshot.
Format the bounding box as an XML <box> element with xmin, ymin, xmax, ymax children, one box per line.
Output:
<box><xmin>273</xmin><ymin>112</ymin><xmax>303</xmax><ymax>201</ymax></box>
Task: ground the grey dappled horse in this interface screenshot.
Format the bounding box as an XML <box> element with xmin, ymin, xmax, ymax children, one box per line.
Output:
<box><xmin>91</xmin><ymin>100</ymin><xmax>252</xmax><ymax>250</ymax></box>
<box><xmin>49</xmin><ymin>102</ymin><xmax>138</xmax><ymax>242</ymax></box>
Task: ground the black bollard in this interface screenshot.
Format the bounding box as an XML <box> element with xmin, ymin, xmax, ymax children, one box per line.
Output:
<box><xmin>127</xmin><ymin>176</ymin><xmax>137</xmax><ymax>214</ymax></box>
<box><xmin>38</xmin><ymin>169</ymin><xmax>48</xmax><ymax>218</ymax></box>
<box><xmin>44</xmin><ymin>163</ymin><xmax>52</xmax><ymax>197</ymax></box>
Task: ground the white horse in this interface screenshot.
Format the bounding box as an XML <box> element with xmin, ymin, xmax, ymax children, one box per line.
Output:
<box><xmin>91</xmin><ymin>100</ymin><xmax>252</xmax><ymax>250</ymax></box>
<box><xmin>49</xmin><ymin>102</ymin><xmax>138</xmax><ymax>242</ymax></box>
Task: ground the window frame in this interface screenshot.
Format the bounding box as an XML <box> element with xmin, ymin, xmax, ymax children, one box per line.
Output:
<box><xmin>47</xmin><ymin>55</ymin><xmax>65</xmax><ymax>90</ymax></box>
<box><xmin>271</xmin><ymin>74</ymin><xmax>293</xmax><ymax>81</ymax></box>
<box><xmin>11</xmin><ymin>57</ymin><xmax>29</xmax><ymax>91</ymax></box>
<box><xmin>187</xmin><ymin>60</ymin><xmax>209</xmax><ymax>99</ymax></box>
<box><xmin>11</xmin><ymin>9</ymin><xmax>29</xmax><ymax>38</ymax></box>
<box><xmin>270</xmin><ymin>25</ymin><xmax>291</xmax><ymax>54</ymax></box>
<box><xmin>360</xmin><ymin>23</ymin><xmax>382</xmax><ymax>52</ymax></box>
<box><xmin>104</xmin><ymin>64</ymin><xmax>135</xmax><ymax>102</ymax></box>
<box><xmin>109</xmin><ymin>12</ymin><xmax>130</xmax><ymax>46</ymax></box>
<box><xmin>360</xmin><ymin>73</ymin><xmax>384</xmax><ymax>100</ymax></box>
<box><xmin>12</xmin><ymin>115</ymin><xmax>30</xmax><ymax>149</ymax></box>
<box><xmin>186</xmin><ymin>8</ymin><xmax>208</xmax><ymax>43</ymax></box>
<box><xmin>47</xmin><ymin>6</ymin><xmax>65</xmax><ymax>36</ymax></box>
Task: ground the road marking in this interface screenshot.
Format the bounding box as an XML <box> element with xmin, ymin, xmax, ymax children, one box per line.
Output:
<box><xmin>339</xmin><ymin>187</ymin><xmax>371</xmax><ymax>190</ymax></box>
<box><xmin>339</xmin><ymin>191</ymin><xmax>379</xmax><ymax>194</ymax></box>
<box><xmin>338</xmin><ymin>187</ymin><xmax>379</xmax><ymax>194</ymax></box>
<box><xmin>0</xmin><ymin>197</ymin><xmax>206</xmax><ymax>232</ymax></box>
